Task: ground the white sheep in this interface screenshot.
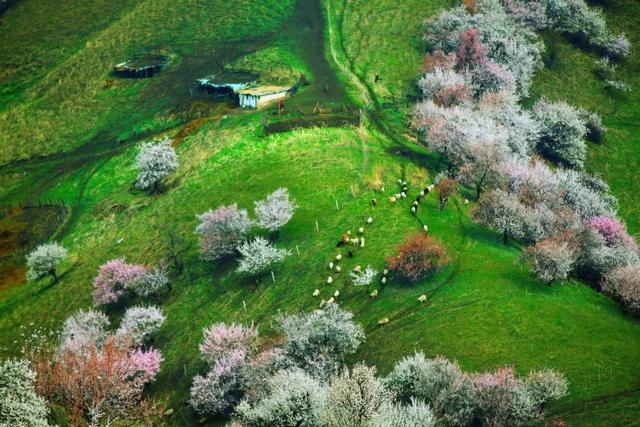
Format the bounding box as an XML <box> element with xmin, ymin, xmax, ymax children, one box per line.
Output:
<box><xmin>378</xmin><ymin>317</ymin><xmax>390</xmax><ymax>326</ymax></box>
<box><xmin>412</xmin><ymin>201</ymin><xmax>419</xmax><ymax>207</ymax></box>
<box><xmin>333</xmin><ymin>290</ymin><xmax>340</xmax><ymax>298</ymax></box>
<box><xmin>370</xmin><ymin>289</ymin><xmax>378</xmax><ymax>298</ymax></box>
<box><xmin>380</xmin><ymin>186</ymin><xmax>385</xmax><ymax>193</ymax></box>
<box><xmin>336</xmin><ymin>254</ymin><xmax>343</xmax><ymax>261</ymax></box>
<box><xmin>418</xmin><ymin>294</ymin><xmax>427</xmax><ymax>303</ymax></box>
<box><xmin>313</xmin><ymin>289</ymin><xmax>320</xmax><ymax>297</ymax></box>
<box><xmin>327</xmin><ymin>297</ymin><xmax>335</xmax><ymax>304</ymax></box>
<box><xmin>427</xmin><ymin>184</ymin><xmax>435</xmax><ymax>191</ymax></box>
<box><xmin>383</xmin><ymin>269</ymin><xmax>388</xmax><ymax>276</ymax></box>
<box><xmin>419</xmin><ymin>190</ymin><xmax>425</xmax><ymax>198</ymax></box>
<box><xmin>402</xmin><ymin>181</ymin><xmax>407</xmax><ymax>187</ymax></box>
<box><xmin>327</xmin><ymin>276</ymin><xmax>333</xmax><ymax>284</ymax></box>
<box><xmin>351</xmin><ymin>237</ymin><xmax>360</xmax><ymax>245</ymax></box>
<box><xmin>464</xmin><ymin>198</ymin><xmax>469</xmax><ymax>205</ymax></box>
<box><xmin>389</xmin><ymin>196</ymin><xmax>397</xmax><ymax>203</ymax></box>
<box><xmin>401</xmin><ymin>192</ymin><xmax>407</xmax><ymax>199</ymax></box>
<box><xmin>397</xmin><ymin>179</ymin><xmax>403</xmax><ymax>184</ymax></box>
<box><xmin>360</xmin><ymin>238</ymin><xmax>365</xmax><ymax>248</ymax></box>
<box><xmin>366</xmin><ymin>217</ymin><xmax>373</xmax><ymax>224</ymax></box>
<box><xmin>329</xmin><ymin>262</ymin><xmax>334</xmax><ymax>270</ymax></box>
<box><xmin>423</xmin><ymin>224</ymin><xmax>429</xmax><ymax>233</ymax></box>
<box><xmin>354</xmin><ymin>265</ymin><xmax>362</xmax><ymax>272</ymax></box>
<box><xmin>381</xmin><ymin>277</ymin><xmax>387</xmax><ymax>285</ymax></box>
<box><xmin>320</xmin><ymin>299</ymin><xmax>326</xmax><ymax>307</ymax></box>
<box><xmin>335</xmin><ymin>265</ymin><xmax>342</xmax><ymax>273</ymax></box>
<box><xmin>411</xmin><ymin>206</ymin><xmax>416</xmax><ymax>214</ymax></box>
<box><xmin>394</xmin><ymin>193</ymin><xmax>402</xmax><ymax>199</ymax></box>
<box><xmin>358</xmin><ymin>227</ymin><xmax>364</xmax><ymax>234</ymax></box>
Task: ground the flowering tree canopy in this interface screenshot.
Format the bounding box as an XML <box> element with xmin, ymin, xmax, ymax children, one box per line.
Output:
<box><xmin>26</xmin><ymin>242</ymin><xmax>67</xmax><ymax>282</ymax></box>
<box><xmin>236</xmin><ymin>237</ymin><xmax>291</xmax><ymax>275</ymax></box>
<box><xmin>0</xmin><ymin>359</ymin><xmax>49</xmax><ymax>427</ymax></box>
<box><xmin>59</xmin><ymin>309</ymin><xmax>110</xmax><ymax>351</ymax></box>
<box><xmin>116</xmin><ymin>306</ymin><xmax>166</xmax><ymax>346</ymax></box>
<box><xmin>196</xmin><ymin>204</ymin><xmax>253</xmax><ymax>261</ymax></box>
<box><xmin>134</xmin><ymin>137</ymin><xmax>178</xmax><ymax>194</ymax></box>
<box><xmin>254</xmin><ymin>188</ymin><xmax>296</xmax><ymax>232</ymax></box>
<box><xmin>386</xmin><ymin>234</ymin><xmax>449</xmax><ymax>282</ymax></box>
<box><xmin>92</xmin><ymin>259</ymin><xmax>148</xmax><ymax>306</ymax></box>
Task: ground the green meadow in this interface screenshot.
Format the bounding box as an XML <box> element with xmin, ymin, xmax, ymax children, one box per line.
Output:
<box><xmin>1</xmin><ymin>0</ymin><xmax>639</xmax><ymax>425</ymax></box>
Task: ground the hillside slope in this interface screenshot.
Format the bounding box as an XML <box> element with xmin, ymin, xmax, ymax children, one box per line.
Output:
<box><xmin>0</xmin><ymin>0</ymin><xmax>639</xmax><ymax>425</ymax></box>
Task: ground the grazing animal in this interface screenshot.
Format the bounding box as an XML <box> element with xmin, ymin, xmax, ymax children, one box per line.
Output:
<box><xmin>360</xmin><ymin>238</ymin><xmax>365</xmax><ymax>248</ymax></box>
<box><xmin>370</xmin><ymin>289</ymin><xmax>378</xmax><ymax>298</ymax></box>
<box><xmin>389</xmin><ymin>196</ymin><xmax>397</xmax><ymax>203</ymax></box>
<box><xmin>381</xmin><ymin>277</ymin><xmax>387</xmax><ymax>285</ymax></box>
<box><xmin>419</xmin><ymin>190</ymin><xmax>426</xmax><ymax>198</ymax></box>
<box><xmin>378</xmin><ymin>317</ymin><xmax>390</xmax><ymax>326</ymax></box>
<box><xmin>313</xmin><ymin>289</ymin><xmax>320</xmax><ymax>297</ymax></box>
<box><xmin>383</xmin><ymin>269</ymin><xmax>388</xmax><ymax>276</ymax></box>
<box><xmin>327</xmin><ymin>297</ymin><xmax>335</xmax><ymax>304</ymax></box>
<box><xmin>335</xmin><ymin>265</ymin><xmax>342</xmax><ymax>272</ymax></box>
<box><xmin>397</xmin><ymin>179</ymin><xmax>403</xmax><ymax>185</ymax></box>
<box><xmin>401</xmin><ymin>192</ymin><xmax>407</xmax><ymax>199</ymax></box>
<box><xmin>380</xmin><ymin>186</ymin><xmax>385</xmax><ymax>193</ymax></box>
<box><xmin>336</xmin><ymin>254</ymin><xmax>343</xmax><ymax>261</ymax></box>
<box><xmin>372</xmin><ymin>199</ymin><xmax>378</xmax><ymax>207</ymax></box>
<box><xmin>411</xmin><ymin>207</ymin><xmax>416</xmax><ymax>215</ymax></box>
<box><xmin>358</xmin><ymin>227</ymin><xmax>364</xmax><ymax>234</ymax></box>
<box><xmin>354</xmin><ymin>265</ymin><xmax>362</xmax><ymax>272</ymax></box>
<box><xmin>423</xmin><ymin>224</ymin><xmax>429</xmax><ymax>233</ymax></box>
<box><xmin>336</xmin><ymin>240</ymin><xmax>346</xmax><ymax>248</ymax></box>
<box><xmin>329</xmin><ymin>262</ymin><xmax>334</xmax><ymax>270</ymax></box>
<box><xmin>418</xmin><ymin>294</ymin><xmax>427</xmax><ymax>303</ymax></box>
<box><xmin>327</xmin><ymin>276</ymin><xmax>333</xmax><ymax>284</ymax></box>
<box><xmin>320</xmin><ymin>299</ymin><xmax>326</xmax><ymax>307</ymax></box>
<box><xmin>366</xmin><ymin>217</ymin><xmax>373</xmax><ymax>224</ymax></box>
<box><xmin>334</xmin><ymin>290</ymin><xmax>340</xmax><ymax>298</ymax></box>
<box><xmin>464</xmin><ymin>198</ymin><xmax>469</xmax><ymax>205</ymax></box>
<box><xmin>428</xmin><ymin>184</ymin><xmax>435</xmax><ymax>191</ymax></box>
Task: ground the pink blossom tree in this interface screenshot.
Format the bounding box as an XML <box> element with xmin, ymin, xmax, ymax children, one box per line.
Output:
<box><xmin>199</xmin><ymin>322</ymin><xmax>258</xmax><ymax>365</ymax></box>
<box><xmin>196</xmin><ymin>204</ymin><xmax>253</xmax><ymax>261</ymax></box>
<box><xmin>457</xmin><ymin>28</ymin><xmax>488</xmax><ymax>68</ymax></box>
<box><xmin>92</xmin><ymin>259</ymin><xmax>147</xmax><ymax>306</ymax></box>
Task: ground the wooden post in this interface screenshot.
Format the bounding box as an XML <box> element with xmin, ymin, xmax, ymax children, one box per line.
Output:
<box><xmin>271</xmin><ymin>271</ymin><xmax>276</xmax><ymax>283</ymax></box>
<box><xmin>295</xmin><ymin>245</ymin><xmax>300</xmax><ymax>255</ymax></box>
<box><xmin>315</xmin><ymin>220</ymin><xmax>319</xmax><ymax>232</ymax></box>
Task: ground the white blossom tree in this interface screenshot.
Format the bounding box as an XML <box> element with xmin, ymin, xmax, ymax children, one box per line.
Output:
<box><xmin>254</xmin><ymin>188</ymin><xmax>296</xmax><ymax>232</ymax></box>
<box><xmin>130</xmin><ymin>267</ymin><xmax>170</xmax><ymax>297</ymax></box>
<box><xmin>116</xmin><ymin>306</ymin><xmax>166</xmax><ymax>346</ymax></box>
<box><xmin>135</xmin><ymin>137</ymin><xmax>178</xmax><ymax>194</ymax></box>
<box><xmin>524</xmin><ymin>237</ymin><xmax>576</xmax><ymax>285</ymax></box>
<box><xmin>26</xmin><ymin>242</ymin><xmax>68</xmax><ymax>283</ymax></box>
<box><xmin>0</xmin><ymin>359</ymin><xmax>49</xmax><ymax>426</ymax></box>
<box><xmin>236</xmin><ymin>237</ymin><xmax>291</xmax><ymax>275</ymax></box>
<box><xmin>59</xmin><ymin>309</ymin><xmax>110</xmax><ymax>351</ymax></box>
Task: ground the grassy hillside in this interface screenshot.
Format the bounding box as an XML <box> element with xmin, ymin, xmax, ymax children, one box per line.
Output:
<box><xmin>1</xmin><ymin>0</ymin><xmax>639</xmax><ymax>425</ymax></box>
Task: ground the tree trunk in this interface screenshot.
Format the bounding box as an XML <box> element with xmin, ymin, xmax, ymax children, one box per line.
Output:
<box><xmin>502</xmin><ymin>230</ymin><xmax>508</xmax><ymax>245</ymax></box>
<box><xmin>50</xmin><ymin>269</ymin><xmax>58</xmax><ymax>284</ymax></box>
<box><xmin>476</xmin><ymin>185</ymin><xmax>482</xmax><ymax>201</ymax></box>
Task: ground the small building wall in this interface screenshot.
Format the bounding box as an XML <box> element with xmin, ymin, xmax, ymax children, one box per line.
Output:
<box><xmin>256</xmin><ymin>91</ymin><xmax>288</xmax><ymax>108</ymax></box>
<box><xmin>239</xmin><ymin>94</ymin><xmax>257</xmax><ymax>108</ymax></box>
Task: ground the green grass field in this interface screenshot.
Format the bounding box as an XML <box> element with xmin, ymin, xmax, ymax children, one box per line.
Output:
<box><xmin>1</xmin><ymin>0</ymin><xmax>639</xmax><ymax>425</ymax></box>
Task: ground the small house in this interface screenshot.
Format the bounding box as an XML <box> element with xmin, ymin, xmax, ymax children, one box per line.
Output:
<box><xmin>113</xmin><ymin>54</ymin><xmax>168</xmax><ymax>78</ymax></box>
<box><xmin>238</xmin><ymin>85</ymin><xmax>291</xmax><ymax>109</ymax></box>
<box><xmin>197</xmin><ymin>73</ymin><xmax>256</xmax><ymax>100</ymax></box>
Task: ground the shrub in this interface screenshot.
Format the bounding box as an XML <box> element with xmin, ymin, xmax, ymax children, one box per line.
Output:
<box><xmin>418</xmin><ymin>68</ymin><xmax>469</xmax><ymax>106</ymax></box>
<box><xmin>533</xmin><ymin>99</ymin><xmax>587</xmax><ymax>168</ymax></box>
<box><xmin>235</xmin><ymin>369</ymin><xmax>326</xmax><ymax>427</ymax></box>
<box><xmin>277</xmin><ymin>304</ymin><xmax>365</xmax><ymax>379</ymax></box>
<box><xmin>236</xmin><ymin>237</ymin><xmax>291</xmax><ymax>275</ymax></box>
<box><xmin>433</xmin><ymin>375</ymin><xmax>476</xmax><ymax>426</ymax></box>
<box><xmin>321</xmin><ymin>364</ymin><xmax>392</xmax><ymax>427</ymax></box>
<box><xmin>190</xmin><ymin>350</ymin><xmax>247</xmax><ymax>416</ymax></box>
<box><xmin>589</xmin><ymin>216</ymin><xmax>635</xmax><ymax>247</ymax></box>
<box><xmin>523</xmin><ymin>235</ymin><xmax>577</xmax><ymax>284</ymax></box>
<box><xmin>502</xmin><ymin>0</ymin><xmax>548</xmax><ymax>29</ymax></box>
<box><xmin>386</xmin><ymin>352</ymin><xmax>464</xmax><ymax>403</ymax></box>
<box><xmin>371</xmin><ymin>398</ymin><xmax>436</xmax><ymax>427</ymax></box>
<box><xmin>593</xmin><ymin>56</ymin><xmax>617</xmax><ymax>80</ymax></box>
<box><xmin>26</xmin><ymin>242</ymin><xmax>67</xmax><ymax>282</ymax></box>
<box><xmin>523</xmin><ymin>369</ymin><xmax>569</xmax><ymax>408</ymax></box>
<box><xmin>436</xmin><ymin>178</ymin><xmax>458</xmax><ymax>210</ymax></box>
<box><xmin>196</xmin><ymin>204</ymin><xmax>253</xmax><ymax>261</ymax></box>
<box><xmin>134</xmin><ymin>137</ymin><xmax>178</xmax><ymax>194</ymax></box>
<box><xmin>199</xmin><ymin>323</ymin><xmax>258</xmax><ymax>366</ymax></box>
<box><xmin>350</xmin><ymin>265</ymin><xmax>378</xmax><ymax>286</ymax></box>
<box><xmin>386</xmin><ymin>234</ymin><xmax>449</xmax><ymax>282</ymax></box>
<box><xmin>34</xmin><ymin>335</ymin><xmax>163</xmax><ymax>425</ymax></box>
<box><xmin>59</xmin><ymin>309</ymin><xmax>110</xmax><ymax>351</ymax></box>
<box><xmin>470</xmin><ymin>367</ymin><xmax>535</xmax><ymax>426</ymax></box>
<box><xmin>458</xmin><ymin>141</ymin><xmax>506</xmax><ymax>199</ymax></box>
<box><xmin>92</xmin><ymin>259</ymin><xmax>147</xmax><ymax>306</ymax></box>
<box><xmin>579</xmin><ymin>109</ymin><xmax>605</xmax><ymax>142</ymax></box>
<box><xmin>0</xmin><ymin>359</ymin><xmax>49</xmax><ymax>427</ymax></box>
<box><xmin>116</xmin><ymin>306</ymin><xmax>166</xmax><ymax>346</ymax></box>
<box><xmin>422</xmin><ymin>50</ymin><xmax>458</xmax><ymax>73</ymax></box>
<box><xmin>578</xmin><ymin>230</ymin><xmax>639</xmax><ymax>278</ymax></box>
<box><xmin>603</xmin><ymin>33</ymin><xmax>631</xmax><ymax>59</ymax></box>
<box><xmin>457</xmin><ymin>28</ymin><xmax>488</xmax><ymax>68</ymax></box>
<box><xmin>602</xmin><ymin>264</ymin><xmax>640</xmax><ymax>316</ymax></box>
<box><xmin>468</xmin><ymin>61</ymin><xmax>516</xmax><ymax>97</ymax></box>
<box><xmin>130</xmin><ymin>267</ymin><xmax>170</xmax><ymax>297</ymax></box>
<box><xmin>254</xmin><ymin>188</ymin><xmax>296</xmax><ymax>232</ymax></box>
